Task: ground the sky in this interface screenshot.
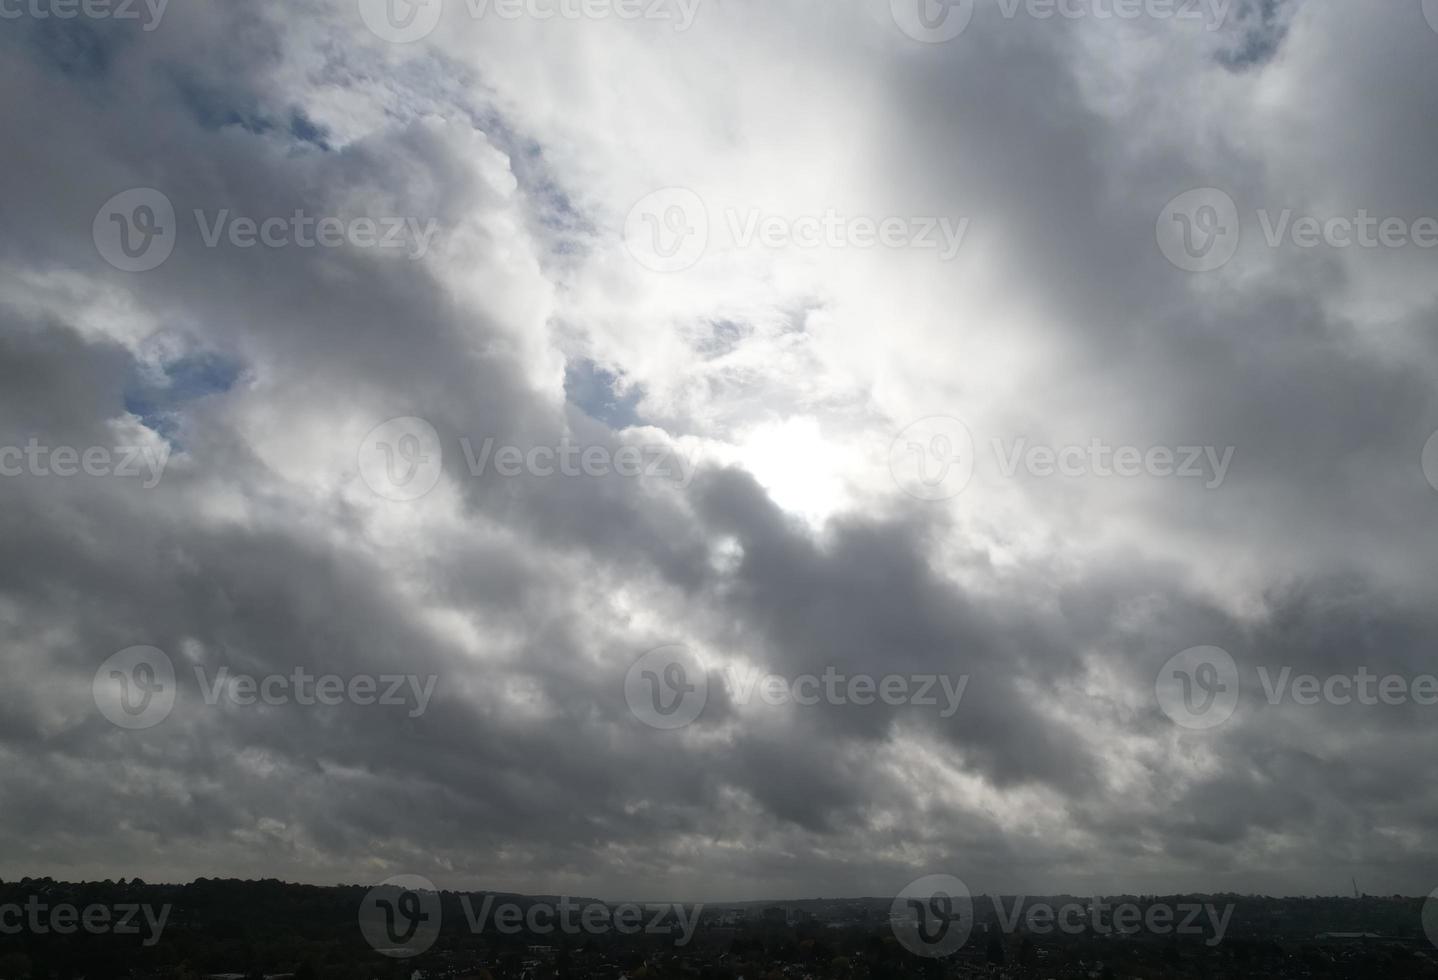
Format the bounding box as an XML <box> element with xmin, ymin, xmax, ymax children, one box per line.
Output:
<box><xmin>3</xmin><ymin>0</ymin><xmax>1438</xmax><ymax>903</ymax></box>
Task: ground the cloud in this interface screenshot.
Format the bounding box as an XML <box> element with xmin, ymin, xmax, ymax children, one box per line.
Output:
<box><xmin>1</xmin><ymin>0</ymin><xmax>1437</xmax><ymax>901</ymax></box>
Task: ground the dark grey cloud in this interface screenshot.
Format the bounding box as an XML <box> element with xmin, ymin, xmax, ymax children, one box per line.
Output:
<box><xmin>0</xmin><ymin>0</ymin><xmax>1436</xmax><ymax>904</ymax></box>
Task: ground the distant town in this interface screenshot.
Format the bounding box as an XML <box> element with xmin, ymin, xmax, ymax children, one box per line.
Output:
<box><xmin>3</xmin><ymin>878</ymin><xmax>1437</xmax><ymax>979</ymax></box>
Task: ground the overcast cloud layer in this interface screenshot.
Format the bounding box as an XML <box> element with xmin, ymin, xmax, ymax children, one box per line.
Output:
<box><xmin>3</xmin><ymin>0</ymin><xmax>1438</xmax><ymax>901</ymax></box>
